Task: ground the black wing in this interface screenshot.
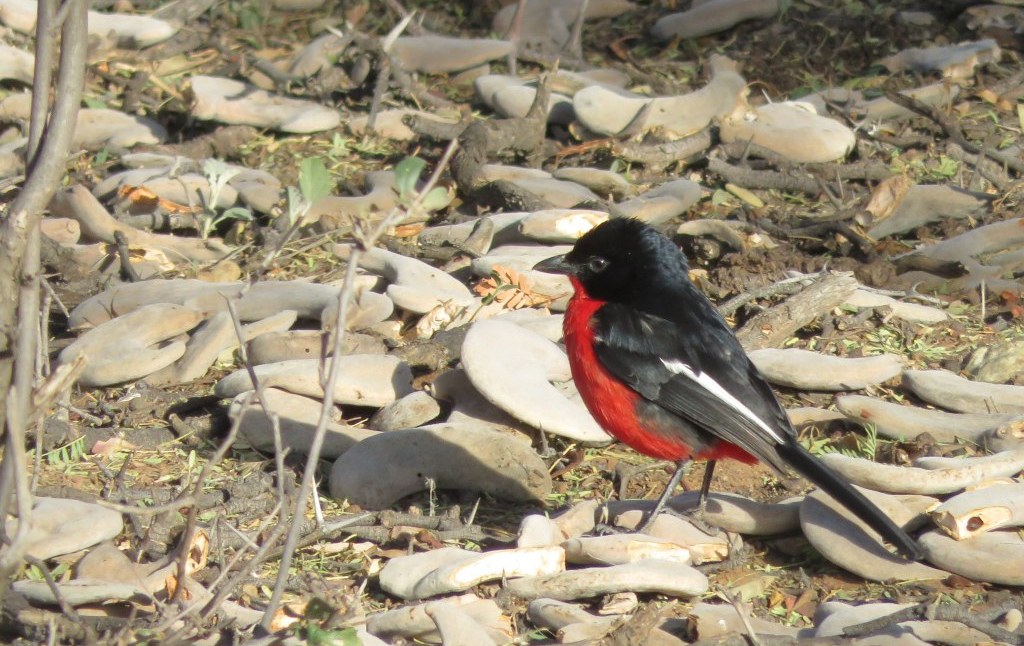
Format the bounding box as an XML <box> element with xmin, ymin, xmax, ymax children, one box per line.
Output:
<box><xmin>591</xmin><ymin>301</ymin><xmax>794</xmax><ymax>473</ymax></box>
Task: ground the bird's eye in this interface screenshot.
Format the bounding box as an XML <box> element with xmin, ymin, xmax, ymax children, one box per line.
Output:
<box><xmin>587</xmin><ymin>256</ymin><xmax>610</xmax><ymax>273</ymax></box>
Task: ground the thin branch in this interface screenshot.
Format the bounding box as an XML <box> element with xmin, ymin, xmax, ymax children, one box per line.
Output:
<box><xmin>156</xmin><ymin>501</ymin><xmax>282</xmax><ymax>634</ymax></box>
<box><xmin>23</xmin><ymin>555</ymin><xmax>87</xmax><ymax>631</ymax></box>
<box><xmin>0</xmin><ymin>0</ymin><xmax>87</xmax><ymax>607</ymax></box>
<box><xmin>884</xmin><ymin>90</ymin><xmax>1024</xmax><ymax>175</ymax></box>
<box><xmin>92</xmin><ymin>495</ymin><xmax>199</xmax><ymax>516</ymax></box>
<box><xmin>260</xmin><ymin>138</ymin><xmax>460</xmax><ymax>630</ymax></box>
<box><xmin>842</xmin><ymin>601</ymin><xmax>1024</xmax><ymax>645</ymax></box>
<box><xmin>224</xmin><ymin>298</ymin><xmax>288</xmax><ymax>519</ymax></box>
<box><xmin>26</xmin><ymin>0</ymin><xmax>57</xmax><ymax>163</ymax></box>
<box><xmin>169</xmin><ymin>393</ymin><xmax>247</xmax><ymax>603</ymax></box>
<box><xmin>717</xmin><ymin>270</ymin><xmax>828</xmax><ymax>317</ymax></box>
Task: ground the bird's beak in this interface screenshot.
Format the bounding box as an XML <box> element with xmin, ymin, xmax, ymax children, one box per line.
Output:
<box><xmin>533</xmin><ymin>254</ymin><xmax>574</xmax><ymax>275</ymax></box>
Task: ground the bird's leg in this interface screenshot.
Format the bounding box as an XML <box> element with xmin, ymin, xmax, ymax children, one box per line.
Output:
<box><xmin>637</xmin><ymin>459</ymin><xmax>689</xmax><ymax>533</ymax></box>
<box><xmin>637</xmin><ymin>460</ymin><xmax>723</xmax><ymax>539</ymax></box>
<box><xmin>696</xmin><ymin>460</ymin><xmax>717</xmax><ymax>516</ymax></box>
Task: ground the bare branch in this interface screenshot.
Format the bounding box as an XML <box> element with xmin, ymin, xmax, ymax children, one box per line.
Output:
<box><xmin>260</xmin><ymin>138</ymin><xmax>460</xmax><ymax>629</ymax></box>
<box><xmin>0</xmin><ymin>0</ymin><xmax>87</xmax><ymax>606</ymax></box>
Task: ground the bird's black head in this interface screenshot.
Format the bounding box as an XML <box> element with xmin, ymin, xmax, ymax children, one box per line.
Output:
<box><xmin>534</xmin><ymin>218</ymin><xmax>690</xmax><ymax>303</ymax></box>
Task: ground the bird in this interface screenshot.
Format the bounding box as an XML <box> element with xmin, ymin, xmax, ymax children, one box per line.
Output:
<box><xmin>534</xmin><ymin>218</ymin><xmax>922</xmax><ymax>560</ymax></box>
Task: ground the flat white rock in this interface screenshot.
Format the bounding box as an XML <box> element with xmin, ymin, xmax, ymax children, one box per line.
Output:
<box><xmin>215</xmin><ymin>355</ymin><xmax>413</xmax><ymax>407</ymax></box>
<box><xmin>59</xmin><ymin>303</ymin><xmax>204</xmax><ymax>387</ymax></box>
<box><xmin>505</xmin><ymin>559</ymin><xmax>708</xmax><ymax>600</ymax></box>
<box><xmin>0</xmin><ymin>0</ymin><xmax>177</xmax><ymax>48</ymax></box>
<box><xmin>903</xmin><ymin>369</ymin><xmax>1024</xmax><ymax>414</ymax></box>
<box><xmin>844</xmin><ymin>289</ymin><xmax>947</xmax><ymax>323</ymax></box>
<box><xmin>190</xmin><ymin>75</ymin><xmax>340</xmax><ymax>133</ymax></box>
<box><xmin>329</xmin><ymin>422</ymin><xmax>552</xmax><ymax>508</ymax></box>
<box><xmin>720</xmin><ymin>101</ymin><xmax>856</xmax><ymax>163</ymax></box>
<box><xmin>749</xmin><ymin>348</ymin><xmax>904</xmax><ymax>391</ymax></box>
<box><xmin>652</xmin><ymin>0</ymin><xmax>779</xmax><ymax>40</ymax></box>
<box><xmin>230</xmin><ymin>388</ymin><xmax>378</xmax><ymax>458</ymax></box>
<box><xmin>379</xmin><ymin>546</ymin><xmax>565</xmax><ymax>599</ymax></box>
<box><xmin>836</xmin><ymin>394</ymin><xmax>1018</xmax><ymax>443</ymax></box>
<box><xmin>800</xmin><ymin>489</ymin><xmax>945</xmax><ymax>582</ymax></box>
<box><xmin>391</xmin><ymin>36</ymin><xmax>515</xmax><ymax>74</ymax></box>
<box><xmin>461</xmin><ymin>319</ymin><xmax>610</xmax><ymax>443</ymax></box>
<box><xmin>14</xmin><ymin>497</ymin><xmax>123</xmax><ymax>560</ymax></box>
<box><xmin>337</xmin><ymin>244</ymin><xmax>474</xmax><ymax>314</ymax></box>
<box><xmin>919</xmin><ymin>529</ymin><xmax>1024</xmax><ymax>585</ymax></box>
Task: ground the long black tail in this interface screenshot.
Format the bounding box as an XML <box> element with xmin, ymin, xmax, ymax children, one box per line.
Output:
<box><xmin>777</xmin><ymin>441</ymin><xmax>923</xmax><ymax>560</ymax></box>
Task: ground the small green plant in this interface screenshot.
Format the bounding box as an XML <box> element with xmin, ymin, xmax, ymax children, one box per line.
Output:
<box><xmin>801</xmin><ymin>422</ymin><xmax>881</xmax><ymax>460</ymax></box>
<box><xmin>291</xmin><ymin>598</ymin><xmax>359</xmax><ymax>646</ymax></box>
<box><xmin>802</xmin><ymin>433</ymin><xmax>832</xmax><ymax>456</ymax></box>
<box><xmin>890</xmin><ymin>154</ymin><xmax>960</xmax><ymax>182</ymax></box>
<box><xmin>327</xmin><ymin>133</ymin><xmax>350</xmax><ymax>161</ymax></box>
<box><xmin>44</xmin><ymin>436</ymin><xmax>87</xmax><ymax>466</ymax></box>
<box><xmin>24</xmin><ymin>561</ymin><xmax>69</xmax><ymax>582</ymax></box>
<box><xmin>824</xmin><ymin>423</ymin><xmax>880</xmax><ymax>460</ymax></box>
<box><xmin>231</xmin><ymin>0</ymin><xmax>264</xmax><ymax>30</ymax></box>
<box><xmin>393</xmin><ymin>156</ymin><xmax>451</xmax><ymax>213</ymax></box>
<box><xmin>286</xmin><ymin>156</ymin><xmax>333</xmax><ymax>227</ymax></box>
<box><xmin>200</xmin><ymin>159</ymin><xmax>253</xmax><ymax>239</ymax></box>
<box><xmin>769</xmin><ymin>604</ymin><xmax>807</xmax><ymax>626</ymax></box>
<box><xmin>480</xmin><ymin>269</ymin><xmax>518</xmax><ymax>306</ymax></box>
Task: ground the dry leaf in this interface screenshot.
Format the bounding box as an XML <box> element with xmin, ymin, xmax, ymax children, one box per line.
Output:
<box><xmin>187</xmin><ymin>529</ymin><xmax>210</xmax><ymax>576</ymax></box>
<box><xmin>392</xmin><ymin>223</ymin><xmax>425</xmax><ymax>238</ymax></box>
<box><xmin>976</xmin><ymin>88</ymin><xmax>1000</xmax><ymax>104</ymax></box>
<box><xmin>864</xmin><ymin>174</ymin><xmax>913</xmax><ymax>224</ymax></box>
<box><xmin>269</xmin><ymin>600</ymin><xmax>307</xmax><ymax>633</ymax></box>
<box><xmin>117</xmin><ymin>185</ymin><xmax>202</xmax><ymax>214</ymax></box>
<box><xmin>164</xmin><ymin>572</ymin><xmax>192</xmax><ymax>601</ymax></box>
<box><xmin>473</xmin><ymin>265</ymin><xmax>551</xmax><ymax>310</ymax></box>
<box><xmin>90</xmin><ymin>436</ymin><xmax>137</xmax><ymax>458</ymax></box>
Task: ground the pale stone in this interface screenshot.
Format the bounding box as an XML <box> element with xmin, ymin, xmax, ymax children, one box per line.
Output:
<box><xmin>17</xmin><ymin>497</ymin><xmax>123</xmax><ymax>560</ymax></box>
<box><xmin>329</xmin><ymin>422</ymin><xmax>553</xmax><ymax>508</ymax></box>
<box><xmin>215</xmin><ymin>355</ymin><xmax>413</xmax><ymax>407</ymax></box>
<box><xmin>190</xmin><ymin>75</ymin><xmax>340</xmax><ymax>133</ymax></box>
<box><xmin>461</xmin><ymin>319</ymin><xmax>609</xmax><ymax>443</ymax></box>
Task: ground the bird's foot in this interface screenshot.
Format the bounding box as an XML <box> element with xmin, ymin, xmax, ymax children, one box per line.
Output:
<box><xmin>635</xmin><ymin>508</ymin><xmax>664</xmax><ymax>534</ymax></box>
<box><xmin>596</xmin><ymin>504</ymin><xmax>725</xmax><ymax>543</ymax></box>
<box><xmin>646</xmin><ymin>502</ymin><xmax>725</xmax><ymax>540</ymax></box>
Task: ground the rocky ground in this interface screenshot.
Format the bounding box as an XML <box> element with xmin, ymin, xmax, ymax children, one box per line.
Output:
<box><xmin>1</xmin><ymin>0</ymin><xmax>1024</xmax><ymax>643</ymax></box>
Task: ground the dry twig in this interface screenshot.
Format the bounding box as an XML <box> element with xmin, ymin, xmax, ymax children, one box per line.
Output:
<box><xmin>259</xmin><ymin>138</ymin><xmax>461</xmax><ymax>630</ymax></box>
<box><xmin>0</xmin><ymin>0</ymin><xmax>87</xmax><ymax>606</ymax></box>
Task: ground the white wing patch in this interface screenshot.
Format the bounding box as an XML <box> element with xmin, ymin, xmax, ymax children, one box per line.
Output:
<box><xmin>660</xmin><ymin>358</ymin><xmax>786</xmax><ymax>444</ymax></box>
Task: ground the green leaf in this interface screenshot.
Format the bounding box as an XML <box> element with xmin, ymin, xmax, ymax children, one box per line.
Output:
<box><xmin>420</xmin><ymin>186</ymin><xmax>450</xmax><ymax>212</ymax></box>
<box><xmin>219</xmin><ymin>207</ymin><xmax>254</xmax><ymax>223</ymax></box>
<box><xmin>934</xmin><ymin>155</ymin><xmax>959</xmax><ymax>178</ymax></box>
<box><xmin>394</xmin><ymin>156</ymin><xmax>427</xmax><ymax>201</ymax></box>
<box><xmin>299</xmin><ymin>157</ymin><xmax>333</xmax><ymax>205</ymax></box>
<box><xmin>329</xmin><ymin>133</ymin><xmax>350</xmax><ymax>157</ymax></box>
<box><xmin>238</xmin><ymin>5</ymin><xmax>262</xmax><ymax>29</ymax></box>
<box><xmin>710</xmin><ymin>188</ymin><xmax>733</xmax><ymax>206</ymax></box>
<box><xmin>203</xmin><ymin>158</ymin><xmax>229</xmax><ymax>179</ymax></box>
<box><xmin>304</xmin><ymin>626</ymin><xmax>359</xmax><ymax>646</ymax></box>
<box><xmin>304</xmin><ymin>598</ymin><xmax>334</xmax><ymax>622</ymax></box>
